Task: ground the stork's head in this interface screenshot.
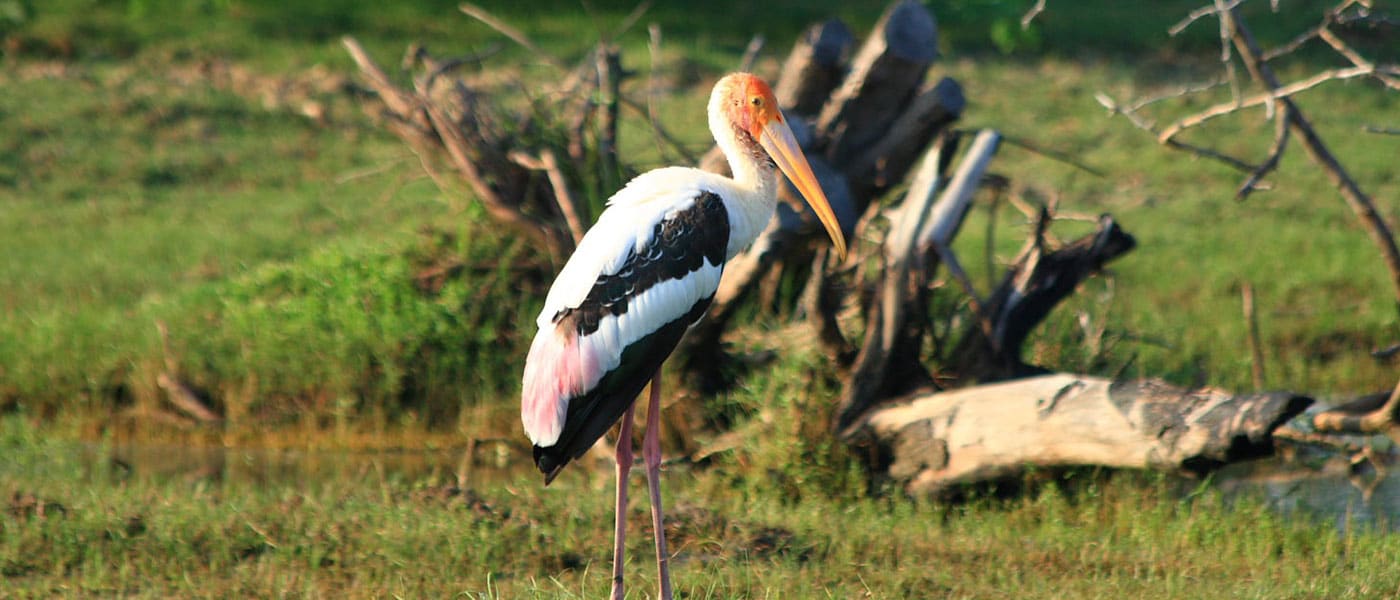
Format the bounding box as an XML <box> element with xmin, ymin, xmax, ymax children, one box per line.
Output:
<box><xmin>711</xmin><ymin>73</ymin><xmax>848</xmax><ymax>259</ymax></box>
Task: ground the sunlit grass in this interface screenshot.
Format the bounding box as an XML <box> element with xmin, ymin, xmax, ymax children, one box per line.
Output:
<box><xmin>5</xmin><ymin>410</ymin><xmax>1399</xmax><ymax>598</ymax></box>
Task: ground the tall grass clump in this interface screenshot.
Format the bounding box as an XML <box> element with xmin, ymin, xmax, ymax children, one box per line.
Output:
<box><xmin>137</xmin><ymin>218</ymin><xmax>539</xmax><ymax>430</ymax></box>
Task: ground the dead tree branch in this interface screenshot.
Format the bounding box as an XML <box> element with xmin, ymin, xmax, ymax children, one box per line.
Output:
<box><xmin>1221</xmin><ymin>4</ymin><xmax>1400</xmax><ymax>308</ymax></box>
<box><xmin>343</xmin><ymin>36</ymin><xmax>573</xmax><ymax>259</ymax></box>
<box><xmin>1100</xmin><ymin>0</ymin><xmax>1400</xmax><ymax>304</ymax></box>
<box><xmin>1157</xmin><ymin>65</ymin><xmax>1374</xmax><ymax>141</ymax></box>
<box><xmin>1312</xmin><ymin>378</ymin><xmax>1400</xmax><ymax>435</ymax></box>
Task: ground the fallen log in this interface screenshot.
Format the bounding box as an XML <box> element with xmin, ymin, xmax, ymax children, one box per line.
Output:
<box><xmin>844</xmin><ymin>373</ymin><xmax>1313</xmax><ymax>497</ymax></box>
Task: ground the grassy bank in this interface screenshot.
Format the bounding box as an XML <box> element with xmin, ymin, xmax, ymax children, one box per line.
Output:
<box><xmin>6</xmin><ymin>411</ymin><xmax>1400</xmax><ymax>599</ymax></box>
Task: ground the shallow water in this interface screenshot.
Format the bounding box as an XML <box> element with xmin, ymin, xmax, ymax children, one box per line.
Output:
<box><xmin>1208</xmin><ymin>444</ymin><xmax>1400</xmax><ymax>531</ymax></box>
<box><xmin>83</xmin><ymin>439</ymin><xmax>528</xmax><ymax>489</ymax></box>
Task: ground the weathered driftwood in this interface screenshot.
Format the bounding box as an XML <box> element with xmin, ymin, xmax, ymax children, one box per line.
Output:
<box><xmin>845</xmin><ymin>374</ymin><xmax>1313</xmax><ymax>497</ymax></box>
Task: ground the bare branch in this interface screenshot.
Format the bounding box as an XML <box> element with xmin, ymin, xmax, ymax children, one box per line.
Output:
<box><xmin>342</xmin><ymin>36</ymin><xmax>422</xmax><ymax>123</ymax></box>
<box><xmin>1312</xmin><ymin>378</ymin><xmax>1400</xmax><ymax>434</ymax></box>
<box><xmin>463</xmin><ymin>1</ymin><xmax>700</xmax><ymax>166</ymax></box>
<box><xmin>1214</xmin><ymin>0</ymin><xmax>1242</xmax><ymax>104</ymax></box>
<box><xmin>1318</xmin><ymin>27</ymin><xmax>1400</xmax><ymax>91</ymax></box>
<box><xmin>932</xmin><ymin>242</ymin><xmax>995</xmax><ymax>345</ymax></box>
<box><xmin>645</xmin><ymin>24</ymin><xmax>667</xmax><ymax>160</ymax></box>
<box><xmin>1158</xmin><ymin>65</ymin><xmax>1373</xmax><ymax>142</ymax></box>
<box><xmin>1094</xmin><ymin>91</ymin><xmax>1155</xmax><ymax>130</ymax></box>
<box><xmin>510</xmin><ymin>150</ymin><xmax>587</xmax><ymax>244</ymax></box>
<box><xmin>422</xmin><ymin>95</ymin><xmax>567</xmax><ymax>255</ymax></box>
<box><xmin>1236</xmin><ymin>106</ymin><xmax>1289</xmax><ymax>199</ymax></box>
<box><xmin>1222</xmin><ymin>3</ymin><xmax>1400</xmax><ymax>306</ymax></box>
<box><xmin>540</xmin><ymin>150</ymin><xmax>586</xmax><ymax>243</ymax></box>
<box><xmin>1261</xmin><ymin>24</ymin><xmax>1322</xmax><ymax>61</ymax></box>
<box><xmin>1126</xmin><ymin>77</ymin><xmax>1229</xmax><ymax>112</ymax></box>
<box><xmin>413</xmin><ymin>44</ymin><xmax>505</xmax><ymax>92</ymax></box>
<box><xmin>595</xmin><ymin>46</ymin><xmax>623</xmax><ymax>193</ymax></box>
<box><xmin>619</xmin><ymin>98</ymin><xmax>700</xmax><ymax>165</ymax></box>
<box><xmin>998</xmin><ymin>132</ymin><xmax>1106</xmax><ymax>177</ymax></box>
<box><xmin>1364</xmin><ymin>125</ymin><xmax>1400</xmax><ymax>135</ymax></box>
<box><xmin>1242</xmin><ymin>283</ymin><xmax>1266</xmax><ymax>390</ymax></box>
<box><xmin>1168</xmin><ymin>0</ymin><xmax>1243</xmax><ymax>36</ymax></box>
<box><xmin>1021</xmin><ymin>0</ymin><xmax>1047</xmax><ymax>29</ymax></box>
<box><xmin>460</xmin><ymin>3</ymin><xmax>569</xmax><ymax>71</ymax></box>
<box><xmin>1097</xmin><ymin>91</ymin><xmax>1260</xmax><ymax>173</ymax></box>
<box><xmin>608</xmin><ymin>0</ymin><xmax>654</xmax><ymax>41</ymax></box>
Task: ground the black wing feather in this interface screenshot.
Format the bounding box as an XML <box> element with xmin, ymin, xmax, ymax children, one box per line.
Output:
<box><xmin>534</xmin><ymin>191</ymin><xmax>729</xmax><ymax>482</ymax></box>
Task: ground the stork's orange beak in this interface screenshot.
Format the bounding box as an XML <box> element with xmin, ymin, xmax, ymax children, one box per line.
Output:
<box><xmin>758</xmin><ymin>118</ymin><xmax>848</xmax><ymax>260</ymax></box>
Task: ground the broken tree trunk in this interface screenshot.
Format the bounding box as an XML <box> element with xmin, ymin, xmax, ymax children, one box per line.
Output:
<box><xmin>845</xmin><ymin>77</ymin><xmax>965</xmax><ymax>202</ymax></box>
<box><xmin>950</xmin><ymin>212</ymin><xmax>1137</xmax><ymax>382</ymax></box>
<box><xmin>844</xmin><ymin>373</ymin><xmax>1313</xmax><ymax>497</ymax></box>
<box><xmin>835</xmin><ymin>130</ymin><xmax>993</xmax><ymax>432</ymax></box>
<box><xmin>773</xmin><ymin>19</ymin><xmax>854</xmax><ymax>115</ymax></box>
<box><xmin>816</xmin><ymin>0</ymin><xmax>938</xmax><ymax>167</ymax></box>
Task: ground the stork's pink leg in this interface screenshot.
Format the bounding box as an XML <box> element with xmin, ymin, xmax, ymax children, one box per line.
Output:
<box><xmin>643</xmin><ymin>369</ymin><xmax>674</xmax><ymax>600</ymax></box>
<box><xmin>611</xmin><ymin>403</ymin><xmax>635</xmax><ymax>600</ymax></box>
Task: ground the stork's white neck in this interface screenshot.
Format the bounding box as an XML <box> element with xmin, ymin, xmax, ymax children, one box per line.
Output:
<box><xmin>707</xmin><ymin>86</ymin><xmax>781</xmax><ymax>257</ymax></box>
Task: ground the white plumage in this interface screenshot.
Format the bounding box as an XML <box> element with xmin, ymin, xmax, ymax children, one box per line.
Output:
<box><xmin>536</xmin><ymin>167</ymin><xmax>774</xmax><ymax>330</ymax></box>
<box><xmin>519</xmin><ymin>73</ymin><xmax>849</xmax><ymax>600</ymax></box>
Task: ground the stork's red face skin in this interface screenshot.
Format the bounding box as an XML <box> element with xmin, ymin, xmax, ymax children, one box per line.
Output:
<box><xmin>723</xmin><ymin>74</ymin><xmax>782</xmax><ymax>142</ymax></box>
<box><xmin>721</xmin><ymin>74</ymin><xmax>847</xmax><ymax>260</ymax></box>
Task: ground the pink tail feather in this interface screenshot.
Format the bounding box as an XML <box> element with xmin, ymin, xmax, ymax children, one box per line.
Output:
<box><xmin>521</xmin><ymin>326</ymin><xmax>600</xmax><ymax>447</ymax></box>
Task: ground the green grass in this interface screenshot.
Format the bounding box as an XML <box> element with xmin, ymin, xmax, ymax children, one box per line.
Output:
<box><xmin>5</xmin><ymin>410</ymin><xmax>1400</xmax><ymax>598</ymax></box>
<box><xmin>2</xmin><ymin>1</ymin><xmax>1400</xmax><ymax>595</ymax></box>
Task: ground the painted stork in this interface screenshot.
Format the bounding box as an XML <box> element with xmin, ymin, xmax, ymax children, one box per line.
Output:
<box><xmin>521</xmin><ymin>72</ymin><xmax>846</xmax><ymax>599</ymax></box>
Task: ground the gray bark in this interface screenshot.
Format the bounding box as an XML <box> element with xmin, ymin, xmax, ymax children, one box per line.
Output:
<box><xmin>845</xmin><ymin>374</ymin><xmax>1312</xmax><ymax>497</ymax></box>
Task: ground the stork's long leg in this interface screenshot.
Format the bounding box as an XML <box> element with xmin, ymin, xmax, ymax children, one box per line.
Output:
<box><xmin>611</xmin><ymin>403</ymin><xmax>635</xmax><ymax>600</ymax></box>
<box><xmin>643</xmin><ymin>369</ymin><xmax>674</xmax><ymax>600</ymax></box>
